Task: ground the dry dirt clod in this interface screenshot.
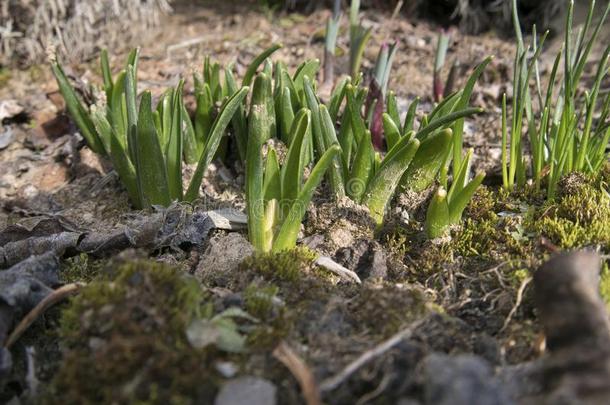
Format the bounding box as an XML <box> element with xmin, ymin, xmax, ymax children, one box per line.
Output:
<box><xmin>422</xmin><ymin>353</ymin><xmax>511</xmax><ymax>405</ymax></box>
<box><xmin>196</xmin><ymin>232</ymin><xmax>254</xmax><ymax>287</ymax></box>
<box><xmin>335</xmin><ymin>239</ymin><xmax>388</xmax><ymax>281</ymax></box>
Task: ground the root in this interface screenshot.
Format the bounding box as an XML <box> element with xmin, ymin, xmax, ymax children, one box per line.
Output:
<box><xmin>4</xmin><ymin>282</ymin><xmax>85</xmax><ymax>349</ymax></box>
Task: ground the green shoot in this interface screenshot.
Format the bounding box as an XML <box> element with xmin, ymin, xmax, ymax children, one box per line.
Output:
<box><xmin>349</xmin><ymin>0</ymin><xmax>372</xmax><ymax>79</ymax></box>
<box><xmin>425</xmin><ymin>149</ymin><xmax>485</xmax><ymax>238</ymax></box>
<box><xmin>52</xmin><ymin>49</ymin><xmax>248</xmax><ymax>209</ymax></box>
<box><xmin>324</xmin><ymin>0</ymin><xmax>341</xmax><ymax>84</ymax></box>
<box><xmin>503</xmin><ymin>0</ymin><xmax>610</xmax><ymax>199</ymax></box>
<box><xmin>246</xmin><ymin>75</ymin><xmax>340</xmax><ymax>252</ymax></box>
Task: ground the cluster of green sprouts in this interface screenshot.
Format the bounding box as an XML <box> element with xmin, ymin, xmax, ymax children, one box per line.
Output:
<box><xmin>502</xmin><ymin>0</ymin><xmax>610</xmax><ymax>199</ymax></box>
<box><xmin>52</xmin><ymin>0</ymin><xmax>501</xmax><ymax>251</ymax></box>
<box><xmin>52</xmin><ymin>49</ymin><xmax>248</xmax><ymax>209</ymax></box>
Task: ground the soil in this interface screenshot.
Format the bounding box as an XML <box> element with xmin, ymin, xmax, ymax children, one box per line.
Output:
<box><xmin>1</xmin><ymin>2</ymin><xmax>610</xmax><ymax>405</ymax></box>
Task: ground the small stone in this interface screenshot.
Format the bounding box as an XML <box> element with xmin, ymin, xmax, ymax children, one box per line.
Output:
<box><xmin>214</xmin><ymin>376</ymin><xmax>276</xmax><ymax>405</ymax></box>
<box><xmin>0</xmin><ymin>100</ymin><xmax>24</xmax><ymax>122</ymax></box>
<box><xmin>22</xmin><ymin>185</ymin><xmax>39</xmax><ymax>199</ymax></box>
<box><xmin>215</xmin><ymin>361</ymin><xmax>239</xmax><ymax>378</ymax></box>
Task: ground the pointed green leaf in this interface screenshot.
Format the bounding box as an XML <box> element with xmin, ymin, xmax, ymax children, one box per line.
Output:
<box><xmin>402</xmin><ymin>97</ymin><xmax>419</xmax><ymax>135</ymax></box>
<box><xmin>166</xmin><ymin>80</ymin><xmax>184</xmax><ymax>201</ymax></box>
<box><xmin>185</xmin><ymin>87</ymin><xmax>249</xmax><ymax>201</ymax></box>
<box><xmin>425</xmin><ymin>187</ymin><xmax>450</xmax><ymax>238</ymax></box>
<box><xmin>100</xmin><ymin>49</ymin><xmax>113</xmax><ymax>101</ymax></box>
<box><xmin>273</xmin><ymin>145</ymin><xmax>341</xmax><ymax>252</ymax></box>
<box><xmin>293</xmin><ymin>59</ymin><xmax>321</xmax><ymax>98</ymax></box>
<box><xmin>277</xmin><ymin>87</ymin><xmax>295</xmax><ymax>145</ymax></box>
<box><xmin>51</xmin><ymin>62</ymin><xmax>105</xmax><ymax>154</ymax></box>
<box><xmin>401</xmin><ymin>128</ymin><xmax>452</xmax><ymax>192</ymax></box>
<box><xmin>135</xmin><ymin>92</ymin><xmax>171</xmax><ymax>207</ymax></box>
<box><xmin>382</xmin><ymin>113</ymin><xmax>401</xmax><ymax>151</ymax></box>
<box><xmin>263</xmin><ymin>148</ymin><xmax>281</xmax><ymax>203</ymax></box>
<box><xmin>319</xmin><ymin>104</ymin><xmax>345</xmax><ymax>197</ymax></box>
<box><xmin>347</xmin><ymin>130</ymin><xmax>373</xmax><ymax>203</ymax></box>
<box><xmin>242</xmin><ymin>43</ymin><xmax>283</xmax><ymax>87</ymax></box>
<box><xmin>91</xmin><ymin>106</ymin><xmax>140</xmax><ymax>207</ymax></box>
<box><xmin>448</xmin><ymin>173</ymin><xmax>485</xmax><ymax>224</ymax></box>
<box><xmin>281</xmin><ymin>109</ymin><xmax>310</xmax><ymax>203</ymax></box>
<box><xmin>329</xmin><ymin>76</ymin><xmax>350</xmax><ymax>121</ymax></box>
<box><xmin>363</xmin><ymin>138</ymin><xmax>420</xmax><ymax>225</ymax></box>
<box><xmin>416</xmin><ymin>108</ymin><xmax>481</xmax><ymax>142</ymax></box>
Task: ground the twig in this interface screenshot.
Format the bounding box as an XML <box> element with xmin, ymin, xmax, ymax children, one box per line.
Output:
<box><xmin>166</xmin><ymin>35</ymin><xmax>211</xmax><ymax>59</ymax></box>
<box><xmin>390</xmin><ymin>1</ymin><xmax>404</xmax><ymax>21</ymax></box>
<box><xmin>315</xmin><ymin>256</ymin><xmax>361</xmax><ymax>284</ymax></box>
<box><xmin>320</xmin><ymin>317</ymin><xmax>428</xmax><ymax>392</ymax></box>
<box><xmin>355</xmin><ymin>372</ymin><xmax>392</xmax><ymax>405</ymax></box>
<box><xmin>273</xmin><ymin>341</ymin><xmax>321</xmax><ymax>405</ymax></box>
<box><xmin>4</xmin><ymin>283</ymin><xmax>85</xmax><ymax>349</ymax></box>
<box><xmin>499</xmin><ymin>276</ymin><xmax>532</xmax><ymax>334</ymax></box>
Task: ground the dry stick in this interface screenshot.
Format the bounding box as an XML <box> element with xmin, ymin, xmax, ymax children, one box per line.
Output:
<box><xmin>315</xmin><ymin>256</ymin><xmax>361</xmax><ymax>284</ymax></box>
<box><xmin>4</xmin><ymin>283</ymin><xmax>85</xmax><ymax>349</ymax></box>
<box><xmin>499</xmin><ymin>276</ymin><xmax>532</xmax><ymax>334</ymax></box>
<box><xmin>273</xmin><ymin>341</ymin><xmax>321</xmax><ymax>405</ymax></box>
<box><xmin>166</xmin><ymin>35</ymin><xmax>212</xmax><ymax>59</ymax></box>
<box><xmin>390</xmin><ymin>0</ymin><xmax>404</xmax><ymax>21</ymax></box>
<box><xmin>320</xmin><ymin>317</ymin><xmax>428</xmax><ymax>392</ymax></box>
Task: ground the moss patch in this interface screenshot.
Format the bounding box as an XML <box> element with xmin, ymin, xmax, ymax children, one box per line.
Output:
<box><xmin>239</xmin><ymin>247</ymin><xmax>318</xmax><ymax>283</ymax></box>
<box><xmin>47</xmin><ymin>260</ymin><xmax>223</xmax><ymax>404</ymax></box>
<box><xmin>531</xmin><ymin>174</ymin><xmax>610</xmax><ymax>249</ymax></box>
<box><xmin>60</xmin><ymin>254</ymin><xmax>106</xmax><ymax>283</ymax></box>
<box><xmin>348</xmin><ymin>284</ymin><xmax>427</xmax><ymax>338</ymax></box>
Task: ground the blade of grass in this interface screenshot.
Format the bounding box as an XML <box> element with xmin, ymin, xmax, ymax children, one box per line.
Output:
<box><xmin>51</xmin><ymin>62</ymin><xmax>106</xmax><ymax>154</ymax></box>
<box><xmin>242</xmin><ymin>44</ymin><xmax>283</xmax><ymax>87</ymax></box>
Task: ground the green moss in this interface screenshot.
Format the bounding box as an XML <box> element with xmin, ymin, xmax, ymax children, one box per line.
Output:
<box><xmin>243</xmin><ymin>282</ymin><xmax>293</xmax><ymax>350</ymax></box>
<box><xmin>240</xmin><ymin>247</ymin><xmax>317</xmax><ymax>282</ymax></box>
<box><xmin>382</xmin><ymin>225</ymin><xmax>414</xmax><ymax>259</ymax></box>
<box><xmin>60</xmin><ymin>254</ymin><xmax>106</xmax><ymax>283</ymax></box>
<box><xmin>244</xmin><ymin>283</ymin><xmax>279</xmax><ymax>320</ymax></box>
<box><xmin>510</xmin><ymin>268</ymin><xmax>531</xmax><ymax>287</ymax></box>
<box><xmin>531</xmin><ymin>178</ymin><xmax>610</xmax><ymax>249</ymax></box>
<box><xmin>348</xmin><ymin>285</ymin><xmax>427</xmax><ymax>338</ymax></box>
<box><xmin>47</xmin><ymin>260</ymin><xmax>223</xmax><ymax>405</ymax></box>
<box><xmin>463</xmin><ymin>185</ymin><xmax>497</xmax><ymax>221</ymax></box>
<box><xmin>414</xmin><ymin>240</ymin><xmax>455</xmax><ymax>274</ymax></box>
<box><xmin>454</xmin><ymin>217</ymin><xmax>498</xmax><ymax>257</ymax></box>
